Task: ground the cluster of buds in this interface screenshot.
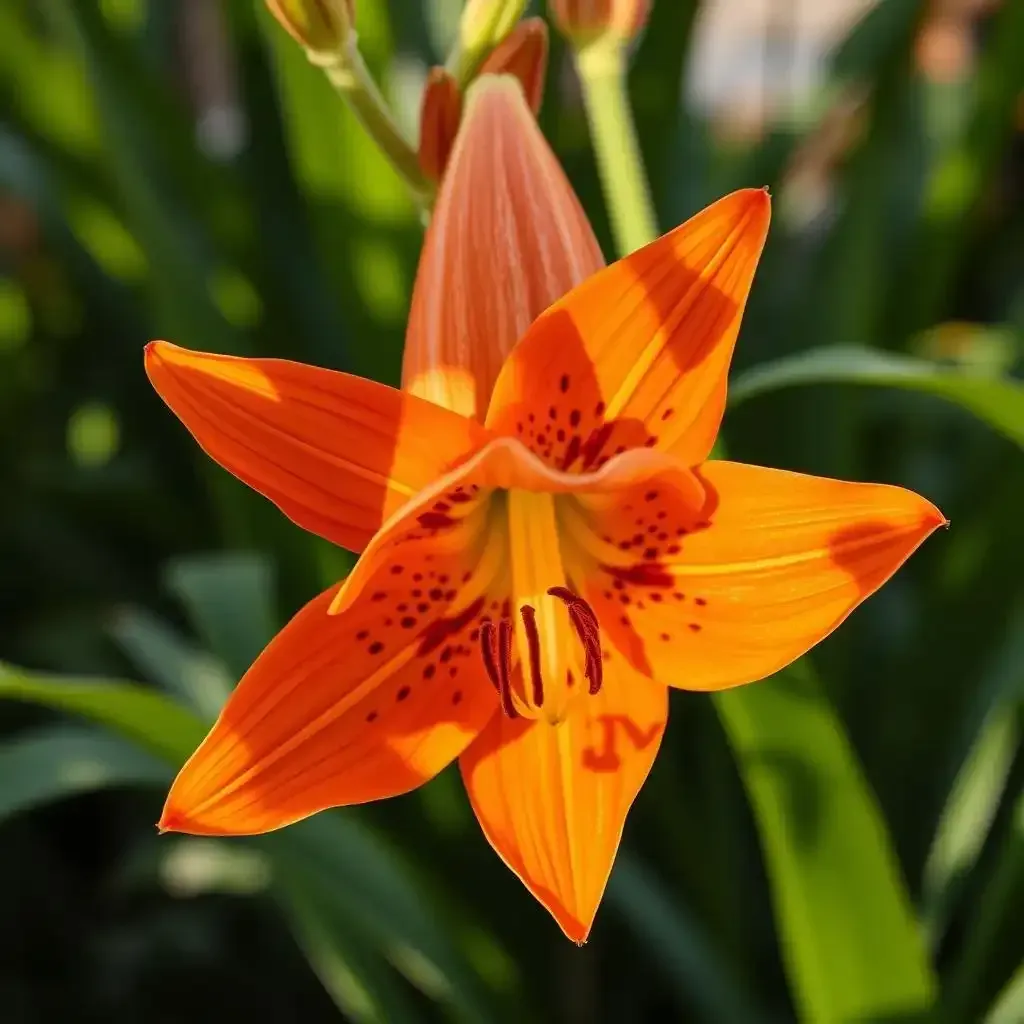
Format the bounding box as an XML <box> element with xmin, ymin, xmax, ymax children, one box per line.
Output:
<box><xmin>264</xmin><ymin>0</ymin><xmax>650</xmax><ymax>194</ymax></box>
<box><xmin>419</xmin><ymin>13</ymin><xmax>548</xmax><ymax>183</ymax></box>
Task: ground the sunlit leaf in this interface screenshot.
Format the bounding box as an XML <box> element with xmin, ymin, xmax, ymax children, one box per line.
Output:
<box><xmin>0</xmin><ymin>662</ymin><xmax>206</xmax><ymax>765</ymax></box>
<box><xmin>714</xmin><ymin>663</ymin><xmax>937</xmax><ymax>1022</ymax></box>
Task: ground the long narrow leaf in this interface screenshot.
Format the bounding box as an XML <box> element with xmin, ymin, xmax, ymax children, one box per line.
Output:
<box><xmin>728</xmin><ymin>345</ymin><xmax>1024</xmax><ymax>448</ymax></box>
<box><xmin>0</xmin><ymin>725</ymin><xmax>168</xmax><ymax>823</ymax></box>
<box><xmin>714</xmin><ymin>663</ymin><xmax>937</xmax><ymax>1023</ymax></box>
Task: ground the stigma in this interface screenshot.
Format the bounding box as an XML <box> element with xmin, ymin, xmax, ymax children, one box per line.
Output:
<box><xmin>479</xmin><ymin>587</ymin><xmax>603</xmax><ymax>723</ymax></box>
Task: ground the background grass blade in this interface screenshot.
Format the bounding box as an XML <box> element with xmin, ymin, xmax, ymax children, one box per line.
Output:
<box><xmin>0</xmin><ymin>725</ymin><xmax>169</xmax><ymax>823</ymax></box>
<box><xmin>0</xmin><ymin>663</ymin><xmax>206</xmax><ymax>764</ymax></box>
<box><xmin>728</xmin><ymin>345</ymin><xmax>1024</xmax><ymax>449</ymax></box>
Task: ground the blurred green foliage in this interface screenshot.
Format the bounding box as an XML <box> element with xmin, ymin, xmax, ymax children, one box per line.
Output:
<box><xmin>1</xmin><ymin>0</ymin><xmax>1022</xmax><ymax>1021</ymax></box>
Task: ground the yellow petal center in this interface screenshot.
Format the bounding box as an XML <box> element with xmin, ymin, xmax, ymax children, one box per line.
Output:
<box><xmin>504</xmin><ymin>490</ymin><xmax>588</xmax><ymax>724</ymax></box>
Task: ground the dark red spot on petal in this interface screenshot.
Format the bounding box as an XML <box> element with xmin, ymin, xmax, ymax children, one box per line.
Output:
<box><xmin>560</xmin><ymin>374</ymin><xmax>570</xmax><ymax>392</ymax></box>
<box><xmin>366</xmin><ymin>710</ymin><xmax>378</xmax><ymax>722</ymax></box>
<box><xmin>604</xmin><ymin>562</ymin><xmax>674</xmax><ymax>588</ymax></box>
<box><xmin>418</xmin><ymin>512</ymin><xmax>457</xmax><ymax>530</ymax></box>
<box><xmin>417</xmin><ymin>596</ymin><xmax>486</xmax><ymax>657</ymax></box>
<box><xmin>400</xmin><ymin>616</ymin><xmax>417</xmax><ymax>629</ymax></box>
<box><xmin>397</xmin><ymin>686</ymin><xmax>410</xmax><ymax>701</ymax></box>
<box><xmin>356</xmin><ymin>629</ymin><xmax>369</xmax><ymax>641</ymax></box>
<box><xmin>369</xmin><ymin>641</ymin><xmax>384</xmax><ymax>655</ymax></box>
<box><xmin>452</xmin><ymin>690</ymin><xmax>463</xmax><ymax>705</ymax></box>
<box><xmin>695</xmin><ymin>597</ymin><xmax>707</xmax><ymax>606</ymax></box>
<box><xmin>423</xmin><ymin>664</ymin><xmax>436</xmax><ymax>680</ymax></box>
<box><xmin>688</xmin><ymin>623</ymin><xmax>702</xmax><ymax>632</ymax></box>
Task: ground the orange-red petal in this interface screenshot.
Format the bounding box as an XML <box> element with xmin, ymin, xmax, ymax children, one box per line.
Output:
<box><xmin>486</xmin><ymin>189</ymin><xmax>770</xmax><ymax>465</ymax></box>
<box><xmin>460</xmin><ymin>648</ymin><xmax>667</xmax><ymax>941</ymax></box>
<box><xmin>574</xmin><ymin>460</ymin><xmax>946</xmax><ymax>689</ymax></box>
<box><xmin>479</xmin><ymin>18</ymin><xmax>549</xmax><ymax>114</ymax></box>
<box><xmin>418</xmin><ymin>68</ymin><xmax>463</xmax><ymax>182</ymax></box>
<box><xmin>145</xmin><ymin>341</ymin><xmax>487</xmax><ymax>554</ymax></box>
<box><xmin>160</xmin><ymin>554</ymin><xmax>503</xmax><ymax>836</ymax></box>
<box><xmin>402</xmin><ymin>75</ymin><xmax>604</xmax><ymax>422</ymax></box>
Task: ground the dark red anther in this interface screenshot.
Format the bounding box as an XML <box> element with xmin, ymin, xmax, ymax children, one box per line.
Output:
<box><xmin>495</xmin><ymin>618</ymin><xmax>517</xmax><ymax>718</ymax></box>
<box><xmin>519</xmin><ymin>604</ymin><xmax>545</xmax><ymax>707</ymax></box>
<box><xmin>479</xmin><ymin>618</ymin><xmax>518</xmax><ymax>718</ymax></box>
<box><xmin>547</xmin><ymin>586</ymin><xmax>604</xmax><ymax>695</ymax></box>
<box><xmin>479</xmin><ymin>620</ymin><xmax>500</xmax><ymax>691</ymax></box>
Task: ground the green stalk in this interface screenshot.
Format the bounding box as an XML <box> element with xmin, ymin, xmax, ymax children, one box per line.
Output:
<box><xmin>574</xmin><ymin>35</ymin><xmax>658</xmax><ymax>254</ymax></box>
<box><xmin>312</xmin><ymin>37</ymin><xmax>433</xmax><ymax>206</ymax></box>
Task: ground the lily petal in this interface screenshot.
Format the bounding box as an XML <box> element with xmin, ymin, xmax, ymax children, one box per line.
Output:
<box><xmin>486</xmin><ymin>189</ymin><xmax>770</xmax><ymax>464</ymax></box>
<box><xmin>573</xmin><ymin>460</ymin><xmax>946</xmax><ymax>689</ymax></box>
<box><xmin>330</xmin><ymin>435</ymin><xmax>703</xmax><ymax>616</ymax></box>
<box><xmin>460</xmin><ymin>648</ymin><xmax>667</xmax><ymax>942</ymax></box>
<box><xmin>146</xmin><ymin>341</ymin><xmax>487</xmax><ymax>553</ymax></box>
<box><xmin>160</xmin><ymin>546</ymin><xmax>503</xmax><ymax>836</ymax></box>
<box><xmin>403</xmin><ymin>75</ymin><xmax>604</xmax><ymax>422</ymax></box>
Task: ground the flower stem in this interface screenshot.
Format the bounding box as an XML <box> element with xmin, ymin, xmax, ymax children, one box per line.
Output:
<box><xmin>313</xmin><ymin>36</ymin><xmax>433</xmax><ymax>207</ymax></box>
<box><xmin>574</xmin><ymin>36</ymin><xmax>658</xmax><ymax>254</ymax></box>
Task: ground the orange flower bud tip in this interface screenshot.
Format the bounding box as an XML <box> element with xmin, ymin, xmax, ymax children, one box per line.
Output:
<box><xmin>480</xmin><ymin>17</ymin><xmax>549</xmax><ymax>114</ymax></box>
<box><xmin>551</xmin><ymin>0</ymin><xmax>650</xmax><ymax>45</ymax></box>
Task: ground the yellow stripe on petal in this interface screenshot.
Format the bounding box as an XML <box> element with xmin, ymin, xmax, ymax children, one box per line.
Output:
<box><xmin>487</xmin><ymin>189</ymin><xmax>770</xmax><ymax>466</ymax></box>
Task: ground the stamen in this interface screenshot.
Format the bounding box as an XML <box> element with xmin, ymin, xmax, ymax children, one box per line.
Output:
<box><xmin>479</xmin><ymin>619</ymin><xmax>518</xmax><ymax>718</ymax></box>
<box><xmin>479</xmin><ymin>620</ymin><xmax>500</xmax><ymax>691</ymax></box>
<box><xmin>547</xmin><ymin>586</ymin><xmax>604</xmax><ymax>695</ymax></box>
<box><xmin>495</xmin><ymin>618</ymin><xmax>518</xmax><ymax>719</ymax></box>
<box><xmin>519</xmin><ymin>604</ymin><xmax>545</xmax><ymax>707</ymax></box>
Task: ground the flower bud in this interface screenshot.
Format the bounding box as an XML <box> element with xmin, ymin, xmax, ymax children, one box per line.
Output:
<box><xmin>479</xmin><ymin>17</ymin><xmax>548</xmax><ymax>115</ymax></box>
<box><xmin>550</xmin><ymin>0</ymin><xmax>650</xmax><ymax>45</ymax></box>
<box><xmin>418</xmin><ymin>69</ymin><xmax>463</xmax><ymax>183</ymax></box>
<box><xmin>265</xmin><ymin>0</ymin><xmax>354</xmax><ymax>55</ymax></box>
<box><xmin>453</xmin><ymin>0</ymin><xmax>528</xmax><ymax>81</ymax></box>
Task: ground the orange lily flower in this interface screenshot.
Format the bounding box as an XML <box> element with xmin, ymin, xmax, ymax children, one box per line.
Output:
<box><xmin>147</xmin><ymin>76</ymin><xmax>944</xmax><ymax>942</ymax></box>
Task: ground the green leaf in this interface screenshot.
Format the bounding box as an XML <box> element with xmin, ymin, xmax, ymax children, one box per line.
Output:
<box><xmin>728</xmin><ymin>345</ymin><xmax>1024</xmax><ymax>449</ymax></box>
<box><xmin>164</xmin><ymin>552</ymin><xmax>277</xmax><ymax>681</ymax></box>
<box><xmin>108</xmin><ymin>607</ymin><xmax>232</xmax><ymax>721</ymax></box>
<box><xmin>262</xmin><ymin>814</ymin><xmax>498</xmax><ymax>1023</ymax></box>
<box><xmin>985</xmin><ymin>961</ymin><xmax>1024</xmax><ymax>1024</ymax></box>
<box><xmin>0</xmin><ymin>662</ymin><xmax>206</xmax><ymax>766</ymax></box>
<box><xmin>608</xmin><ymin>854</ymin><xmax>763</xmax><ymax>1023</ymax></box>
<box><xmin>922</xmin><ymin>607</ymin><xmax>1024</xmax><ymax>939</ymax></box>
<box><xmin>1</xmin><ymin>646</ymin><xmax>498</xmax><ymax>1021</ymax></box>
<box><xmin>276</xmin><ymin>872</ymin><xmax>422</xmax><ymax>1024</ymax></box>
<box><xmin>940</xmin><ymin>754</ymin><xmax>1024</xmax><ymax>1024</ymax></box>
<box><xmin>714</xmin><ymin>663</ymin><xmax>937</xmax><ymax>1023</ymax></box>
<box><xmin>0</xmin><ymin>724</ymin><xmax>168</xmax><ymax>823</ymax></box>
